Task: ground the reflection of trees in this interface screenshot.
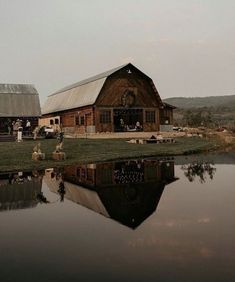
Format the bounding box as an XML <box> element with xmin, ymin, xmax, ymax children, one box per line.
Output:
<box><xmin>181</xmin><ymin>162</ymin><xmax>216</xmax><ymax>183</ymax></box>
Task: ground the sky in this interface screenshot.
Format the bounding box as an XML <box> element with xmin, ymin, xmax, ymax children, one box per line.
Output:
<box><xmin>0</xmin><ymin>0</ymin><xmax>235</xmax><ymax>104</ymax></box>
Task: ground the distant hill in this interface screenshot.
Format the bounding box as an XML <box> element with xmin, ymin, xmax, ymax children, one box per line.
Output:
<box><xmin>164</xmin><ymin>95</ymin><xmax>235</xmax><ymax>109</ymax></box>
<box><xmin>164</xmin><ymin>95</ymin><xmax>235</xmax><ymax>127</ymax></box>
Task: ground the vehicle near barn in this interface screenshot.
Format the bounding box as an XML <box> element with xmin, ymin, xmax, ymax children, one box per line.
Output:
<box><xmin>38</xmin><ymin>116</ymin><xmax>61</xmax><ymax>133</ymax></box>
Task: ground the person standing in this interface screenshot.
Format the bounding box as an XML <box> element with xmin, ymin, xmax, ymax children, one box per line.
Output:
<box><xmin>25</xmin><ymin>120</ymin><xmax>31</xmax><ymax>135</ymax></box>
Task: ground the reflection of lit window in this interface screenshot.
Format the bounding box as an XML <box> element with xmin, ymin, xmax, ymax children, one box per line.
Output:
<box><xmin>81</xmin><ymin>169</ymin><xmax>85</xmax><ymax>178</ymax></box>
<box><xmin>86</xmin><ymin>169</ymin><xmax>93</xmax><ymax>181</ymax></box>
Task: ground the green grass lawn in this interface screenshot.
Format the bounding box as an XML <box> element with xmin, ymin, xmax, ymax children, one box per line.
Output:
<box><xmin>0</xmin><ymin>137</ymin><xmax>219</xmax><ymax>172</ymax></box>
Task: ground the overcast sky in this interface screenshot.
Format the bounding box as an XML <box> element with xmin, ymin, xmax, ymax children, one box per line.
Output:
<box><xmin>0</xmin><ymin>0</ymin><xmax>235</xmax><ymax>104</ymax></box>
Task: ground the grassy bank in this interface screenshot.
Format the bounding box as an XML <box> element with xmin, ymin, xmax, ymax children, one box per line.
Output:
<box><xmin>0</xmin><ymin>137</ymin><xmax>219</xmax><ymax>172</ymax></box>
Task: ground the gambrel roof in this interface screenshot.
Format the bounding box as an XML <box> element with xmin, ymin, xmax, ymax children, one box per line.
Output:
<box><xmin>42</xmin><ymin>63</ymin><xmax>162</xmax><ymax>115</ymax></box>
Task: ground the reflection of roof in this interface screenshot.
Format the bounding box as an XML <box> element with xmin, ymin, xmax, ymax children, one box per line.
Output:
<box><xmin>44</xmin><ymin>169</ymin><xmax>178</xmax><ymax>229</ymax></box>
<box><xmin>44</xmin><ymin>172</ymin><xmax>109</xmax><ymax>217</ymax></box>
<box><xmin>99</xmin><ymin>182</ymin><xmax>166</xmax><ymax>229</ymax></box>
<box><xmin>0</xmin><ymin>84</ymin><xmax>41</xmax><ymax>117</ymax></box>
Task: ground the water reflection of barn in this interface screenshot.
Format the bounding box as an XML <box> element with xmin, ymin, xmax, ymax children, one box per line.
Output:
<box><xmin>63</xmin><ymin>159</ymin><xmax>175</xmax><ymax>188</ymax></box>
<box><xmin>0</xmin><ymin>171</ymin><xmax>42</xmax><ymax>211</ymax></box>
<box><xmin>45</xmin><ymin>159</ymin><xmax>177</xmax><ymax>228</ymax></box>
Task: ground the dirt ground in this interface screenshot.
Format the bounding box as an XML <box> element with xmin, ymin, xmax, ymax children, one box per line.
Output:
<box><xmin>65</xmin><ymin>131</ymin><xmax>186</xmax><ymax>139</ymax></box>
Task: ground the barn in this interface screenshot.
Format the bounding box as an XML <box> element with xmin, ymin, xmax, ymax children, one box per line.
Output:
<box><xmin>41</xmin><ymin>63</ymin><xmax>174</xmax><ymax>134</ymax></box>
<box><xmin>0</xmin><ymin>84</ymin><xmax>41</xmax><ymax>134</ymax></box>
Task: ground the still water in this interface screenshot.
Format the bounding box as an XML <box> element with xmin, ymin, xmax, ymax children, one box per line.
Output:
<box><xmin>0</xmin><ymin>153</ymin><xmax>235</xmax><ymax>282</ymax></box>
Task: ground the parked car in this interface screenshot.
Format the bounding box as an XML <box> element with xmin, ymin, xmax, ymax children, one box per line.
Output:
<box><xmin>39</xmin><ymin>126</ymin><xmax>56</xmax><ymax>138</ymax></box>
<box><xmin>173</xmin><ymin>126</ymin><xmax>184</xmax><ymax>132</ymax></box>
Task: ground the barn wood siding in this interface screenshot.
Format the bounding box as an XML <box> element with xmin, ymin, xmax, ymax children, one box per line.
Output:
<box><xmin>42</xmin><ymin>106</ymin><xmax>95</xmax><ymax>134</ymax></box>
<box><xmin>95</xmin><ymin>68</ymin><xmax>161</xmax><ymax>108</ymax></box>
<box><xmin>95</xmin><ymin>107</ymin><xmax>113</xmax><ymax>133</ymax></box>
<box><xmin>160</xmin><ymin>108</ymin><xmax>173</xmax><ymax>125</ymax></box>
<box><xmin>143</xmin><ymin>108</ymin><xmax>160</xmax><ymax>131</ymax></box>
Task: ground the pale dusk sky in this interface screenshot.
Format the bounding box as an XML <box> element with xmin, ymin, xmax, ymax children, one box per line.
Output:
<box><xmin>0</xmin><ymin>0</ymin><xmax>235</xmax><ymax>104</ymax></box>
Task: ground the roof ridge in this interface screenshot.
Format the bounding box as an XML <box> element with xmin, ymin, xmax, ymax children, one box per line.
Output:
<box><xmin>0</xmin><ymin>83</ymin><xmax>36</xmax><ymax>88</ymax></box>
<box><xmin>0</xmin><ymin>84</ymin><xmax>38</xmax><ymax>95</ymax></box>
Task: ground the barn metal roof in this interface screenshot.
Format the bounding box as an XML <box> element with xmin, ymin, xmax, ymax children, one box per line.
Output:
<box><xmin>0</xmin><ymin>84</ymin><xmax>41</xmax><ymax>117</ymax></box>
<box><xmin>52</xmin><ymin>63</ymin><xmax>129</xmax><ymax>96</ymax></box>
<box><xmin>42</xmin><ymin>63</ymin><xmax>161</xmax><ymax>115</ymax></box>
<box><xmin>42</xmin><ymin>64</ymin><xmax>129</xmax><ymax>114</ymax></box>
<box><xmin>42</xmin><ymin>77</ymin><xmax>107</xmax><ymax>115</ymax></box>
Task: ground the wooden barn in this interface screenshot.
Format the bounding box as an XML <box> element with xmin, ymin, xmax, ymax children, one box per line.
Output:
<box><xmin>41</xmin><ymin>63</ymin><xmax>174</xmax><ymax>134</ymax></box>
<box><xmin>0</xmin><ymin>84</ymin><xmax>41</xmax><ymax>134</ymax></box>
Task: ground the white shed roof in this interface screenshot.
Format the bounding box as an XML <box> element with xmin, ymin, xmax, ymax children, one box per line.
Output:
<box><xmin>0</xmin><ymin>84</ymin><xmax>41</xmax><ymax>117</ymax></box>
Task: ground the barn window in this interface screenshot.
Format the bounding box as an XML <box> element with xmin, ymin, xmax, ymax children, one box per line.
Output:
<box><xmin>55</xmin><ymin>118</ymin><xmax>59</xmax><ymax>124</ymax></box>
<box><xmin>50</xmin><ymin>119</ymin><xmax>54</xmax><ymax>125</ymax></box>
<box><xmin>80</xmin><ymin>116</ymin><xmax>85</xmax><ymax>125</ymax></box>
<box><xmin>100</xmin><ymin>110</ymin><xmax>111</xmax><ymax>124</ymax></box>
<box><xmin>145</xmin><ymin>111</ymin><xmax>156</xmax><ymax>123</ymax></box>
<box><xmin>75</xmin><ymin>116</ymin><xmax>79</xmax><ymax>125</ymax></box>
<box><xmin>75</xmin><ymin>116</ymin><xmax>85</xmax><ymax>125</ymax></box>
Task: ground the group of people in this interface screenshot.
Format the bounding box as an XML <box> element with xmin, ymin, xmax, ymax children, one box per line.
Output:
<box><xmin>7</xmin><ymin>119</ymin><xmax>31</xmax><ymax>136</ymax></box>
<box><xmin>119</xmin><ymin>118</ymin><xmax>143</xmax><ymax>132</ymax></box>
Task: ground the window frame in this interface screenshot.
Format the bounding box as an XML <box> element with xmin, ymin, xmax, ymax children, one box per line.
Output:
<box><xmin>100</xmin><ymin>110</ymin><xmax>111</xmax><ymax>124</ymax></box>
<box><xmin>145</xmin><ymin>110</ymin><xmax>156</xmax><ymax>123</ymax></box>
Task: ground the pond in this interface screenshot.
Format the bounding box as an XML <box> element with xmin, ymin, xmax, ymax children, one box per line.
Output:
<box><xmin>0</xmin><ymin>153</ymin><xmax>235</xmax><ymax>282</ymax></box>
